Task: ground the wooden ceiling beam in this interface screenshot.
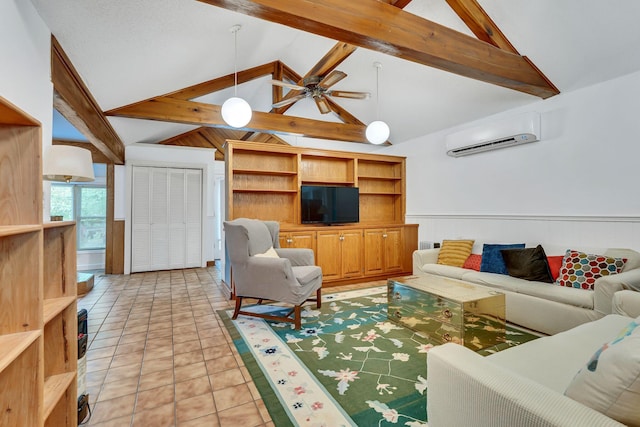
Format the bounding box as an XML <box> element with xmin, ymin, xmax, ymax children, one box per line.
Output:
<box><xmin>444</xmin><ymin>0</ymin><xmax>517</xmax><ymax>53</ymax></box>
<box><xmin>198</xmin><ymin>0</ymin><xmax>559</xmax><ymax>98</ymax></box>
<box><xmin>107</xmin><ymin>97</ymin><xmax>369</xmax><ymax>142</ymax></box>
<box><xmin>51</xmin><ymin>36</ymin><xmax>125</xmax><ymax>164</ymax></box>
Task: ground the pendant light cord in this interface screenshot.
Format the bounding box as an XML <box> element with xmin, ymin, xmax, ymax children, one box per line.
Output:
<box><xmin>375</xmin><ymin>62</ymin><xmax>381</xmax><ymax>119</ymax></box>
<box><xmin>233</xmin><ymin>27</ymin><xmax>238</xmax><ymax>97</ymax></box>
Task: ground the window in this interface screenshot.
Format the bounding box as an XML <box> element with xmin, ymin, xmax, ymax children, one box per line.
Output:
<box><xmin>50</xmin><ymin>184</ymin><xmax>107</xmax><ymax>250</ymax></box>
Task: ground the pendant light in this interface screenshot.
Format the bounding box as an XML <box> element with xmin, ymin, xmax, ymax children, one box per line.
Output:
<box><xmin>366</xmin><ymin>61</ymin><xmax>390</xmax><ymax>145</ymax></box>
<box><xmin>221</xmin><ymin>25</ymin><xmax>252</xmax><ymax>128</ymax></box>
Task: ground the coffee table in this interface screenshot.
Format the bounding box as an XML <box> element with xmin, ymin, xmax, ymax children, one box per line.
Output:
<box><xmin>387</xmin><ymin>274</ymin><xmax>506</xmax><ymax>350</ymax></box>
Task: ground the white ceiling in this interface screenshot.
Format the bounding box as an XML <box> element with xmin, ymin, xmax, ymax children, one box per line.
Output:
<box><xmin>31</xmin><ymin>0</ymin><xmax>640</xmax><ymax>146</ymax></box>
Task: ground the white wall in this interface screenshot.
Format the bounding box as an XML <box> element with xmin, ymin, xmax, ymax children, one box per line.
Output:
<box><xmin>1</xmin><ymin>1</ymin><xmax>53</xmax><ymax>219</ymax></box>
<box><xmin>384</xmin><ymin>70</ymin><xmax>640</xmax><ymax>251</ymax></box>
<box><xmin>123</xmin><ymin>143</ymin><xmax>223</xmax><ymax>274</ymax></box>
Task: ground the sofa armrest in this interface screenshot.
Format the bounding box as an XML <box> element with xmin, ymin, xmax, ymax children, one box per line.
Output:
<box><xmin>275</xmin><ymin>248</ymin><xmax>315</xmax><ymax>266</ymax></box>
<box><xmin>412</xmin><ymin>249</ymin><xmax>440</xmax><ymax>274</ymax></box>
<box><xmin>593</xmin><ymin>268</ymin><xmax>640</xmax><ymax>315</ymax></box>
<box><xmin>427</xmin><ymin>343</ymin><xmax>624</xmax><ymax>427</ymax></box>
<box><xmin>612</xmin><ymin>290</ymin><xmax>640</xmax><ymax>317</ymax></box>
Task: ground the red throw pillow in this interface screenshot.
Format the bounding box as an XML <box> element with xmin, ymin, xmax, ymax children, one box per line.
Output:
<box><xmin>547</xmin><ymin>256</ymin><xmax>564</xmax><ymax>281</ymax></box>
<box><xmin>463</xmin><ymin>254</ymin><xmax>482</xmax><ymax>271</ymax></box>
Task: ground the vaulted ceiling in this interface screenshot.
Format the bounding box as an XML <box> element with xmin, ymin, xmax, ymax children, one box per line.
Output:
<box><xmin>31</xmin><ymin>0</ymin><xmax>640</xmax><ymax>162</ymax></box>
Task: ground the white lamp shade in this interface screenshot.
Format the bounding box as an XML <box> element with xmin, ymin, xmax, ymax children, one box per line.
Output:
<box><xmin>221</xmin><ymin>97</ymin><xmax>252</xmax><ymax>128</ymax></box>
<box><xmin>43</xmin><ymin>145</ymin><xmax>95</xmax><ymax>182</ymax></box>
<box><xmin>366</xmin><ymin>120</ymin><xmax>390</xmax><ymax>145</ymax></box>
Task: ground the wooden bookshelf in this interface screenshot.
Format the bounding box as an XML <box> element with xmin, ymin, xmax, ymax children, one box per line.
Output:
<box><xmin>0</xmin><ymin>96</ymin><xmax>77</xmax><ymax>426</ymax></box>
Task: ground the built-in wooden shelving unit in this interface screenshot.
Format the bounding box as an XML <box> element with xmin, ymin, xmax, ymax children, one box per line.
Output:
<box><xmin>0</xmin><ymin>96</ymin><xmax>77</xmax><ymax>426</ymax></box>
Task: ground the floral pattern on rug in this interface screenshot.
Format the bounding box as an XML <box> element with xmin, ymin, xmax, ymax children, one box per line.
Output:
<box><xmin>225</xmin><ymin>287</ymin><xmax>538</xmax><ymax>427</ymax></box>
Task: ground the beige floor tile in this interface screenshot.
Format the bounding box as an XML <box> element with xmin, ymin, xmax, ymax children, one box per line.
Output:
<box><xmin>174</xmin><ymin>350</ymin><xmax>204</xmax><ymax>368</ymax></box>
<box><xmin>176</xmin><ymin>393</ymin><xmax>217</xmax><ymax>423</ymax></box>
<box><xmin>212</xmin><ymin>383</ymin><xmax>253</xmax><ymax>411</ymax></box>
<box><xmin>135</xmin><ymin>384</ymin><xmax>175</xmax><ymax>412</ymax></box>
<box><xmin>217</xmin><ymin>401</ymin><xmax>262</xmax><ymax>427</ymax></box>
<box><xmin>209</xmin><ymin>368</ymin><xmax>245</xmax><ymax>391</ymax></box>
<box><xmin>177</xmin><ymin>413</ymin><xmax>220</xmax><ymax>427</ymax></box>
<box><xmin>89</xmin><ymin>394</ymin><xmax>136</xmax><ymax>424</ymax></box>
<box><xmin>175</xmin><ymin>375</ymin><xmax>212</xmax><ymax>401</ymax></box>
<box><xmin>255</xmin><ymin>399</ymin><xmax>271</xmax><ymax>423</ymax></box>
<box><xmin>110</xmin><ymin>350</ymin><xmax>144</xmax><ymax>368</ymax></box>
<box><xmin>132</xmin><ymin>402</ymin><xmax>175</xmax><ymax>427</ymax></box>
<box><xmin>174</xmin><ymin>339</ymin><xmax>202</xmax><ymax>355</ymax></box>
<box><xmin>175</xmin><ymin>361</ymin><xmax>208</xmax><ymax>382</ymax></box>
<box><xmin>90</xmin><ymin>337</ymin><xmax>121</xmax><ymax>349</ymax></box>
<box><xmin>87</xmin><ymin>414</ymin><xmax>133</xmax><ymax>427</ymax></box>
<box><xmin>104</xmin><ymin>363</ymin><xmax>142</xmax><ymax>383</ymax></box>
<box><xmin>87</xmin><ymin>345</ymin><xmax>117</xmax><ymax>360</ymax></box>
<box><xmin>118</xmin><ymin>331</ymin><xmax>147</xmax><ymax>345</ymax></box>
<box><xmin>86</xmin><ymin>356</ymin><xmax>112</xmax><ymax>373</ymax></box>
<box><xmin>141</xmin><ymin>355</ymin><xmax>174</xmax><ymax>375</ymax></box>
<box><xmin>97</xmin><ymin>375</ymin><xmax>139</xmax><ymax>401</ymax></box>
<box><xmin>139</xmin><ymin>368</ymin><xmax>174</xmax><ymax>391</ymax></box>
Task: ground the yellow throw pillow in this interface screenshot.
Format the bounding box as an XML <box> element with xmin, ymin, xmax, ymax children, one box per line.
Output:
<box><xmin>437</xmin><ymin>240</ymin><xmax>474</xmax><ymax>267</ymax></box>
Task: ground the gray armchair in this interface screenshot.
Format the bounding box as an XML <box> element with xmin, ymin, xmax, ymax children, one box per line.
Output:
<box><xmin>223</xmin><ymin>218</ymin><xmax>322</xmax><ymax>329</ymax></box>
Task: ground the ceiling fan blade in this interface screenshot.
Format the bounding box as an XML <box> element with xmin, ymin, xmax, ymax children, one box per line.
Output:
<box><xmin>314</xmin><ymin>97</ymin><xmax>332</xmax><ymax>114</ymax></box>
<box><xmin>272</xmin><ymin>94</ymin><xmax>307</xmax><ymax>108</ymax></box>
<box><xmin>318</xmin><ymin>70</ymin><xmax>347</xmax><ymax>89</ymax></box>
<box><xmin>327</xmin><ymin>90</ymin><xmax>370</xmax><ymax>100</ymax></box>
<box><xmin>270</xmin><ymin>79</ymin><xmax>306</xmax><ymax>91</ymax></box>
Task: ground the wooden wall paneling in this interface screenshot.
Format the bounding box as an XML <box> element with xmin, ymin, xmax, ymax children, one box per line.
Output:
<box><xmin>112</xmin><ymin>220</ymin><xmax>125</xmax><ymax>274</ymax></box>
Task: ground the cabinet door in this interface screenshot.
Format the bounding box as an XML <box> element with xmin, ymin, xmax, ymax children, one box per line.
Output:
<box><xmin>168</xmin><ymin>169</ymin><xmax>186</xmax><ymax>269</ymax></box>
<box><xmin>290</xmin><ymin>231</ymin><xmax>316</xmax><ymax>252</ymax></box>
<box><xmin>384</xmin><ymin>228</ymin><xmax>403</xmax><ymax>273</ymax></box>
<box><xmin>364</xmin><ymin>228</ymin><xmax>385</xmax><ymax>276</ymax></box>
<box><xmin>341</xmin><ymin>229</ymin><xmax>363</xmax><ymax>278</ymax></box>
<box><xmin>316</xmin><ymin>231</ymin><xmax>341</xmax><ymax>281</ymax></box>
<box><xmin>185</xmin><ymin>169</ymin><xmax>202</xmax><ymax>267</ymax></box>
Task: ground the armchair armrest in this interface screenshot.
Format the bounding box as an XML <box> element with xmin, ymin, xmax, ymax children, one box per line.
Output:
<box><xmin>593</xmin><ymin>268</ymin><xmax>640</xmax><ymax>315</ymax></box>
<box><xmin>412</xmin><ymin>249</ymin><xmax>440</xmax><ymax>275</ymax></box>
<box><xmin>427</xmin><ymin>343</ymin><xmax>624</xmax><ymax>427</ymax></box>
<box><xmin>612</xmin><ymin>289</ymin><xmax>640</xmax><ymax>317</ymax></box>
<box><xmin>275</xmin><ymin>248</ymin><xmax>315</xmax><ymax>266</ymax></box>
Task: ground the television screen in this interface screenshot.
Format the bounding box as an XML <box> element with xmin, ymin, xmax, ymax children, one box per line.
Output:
<box><xmin>301</xmin><ymin>185</ymin><xmax>359</xmax><ymax>224</ymax></box>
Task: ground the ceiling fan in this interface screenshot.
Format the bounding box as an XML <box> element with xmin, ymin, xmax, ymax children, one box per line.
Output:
<box><xmin>271</xmin><ymin>70</ymin><xmax>369</xmax><ymax>114</ymax></box>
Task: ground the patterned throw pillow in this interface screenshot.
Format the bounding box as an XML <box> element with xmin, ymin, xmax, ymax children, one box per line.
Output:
<box><xmin>437</xmin><ymin>240</ymin><xmax>474</xmax><ymax>267</ymax></box>
<box><xmin>462</xmin><ymin>254</ymin><xmax>482</xmax><ymax>271</ymax></box>
<box><xmin>565</xmin><ymin>317</ymin><xmax>640</xmax><ymax>426</ymax></box>
<box><xmin>555</xmin><ymin>250</ymin><xmax>626</xmax><ymax>290</ymax></box>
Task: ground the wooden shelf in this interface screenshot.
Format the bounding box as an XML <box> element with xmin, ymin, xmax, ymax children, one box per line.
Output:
<box><xmin>42</xmin><ymin>221</ymin><xmax>75</xmax><ymax>229</ymax></box>
<box><xmin>360</xmin><ymin>191</ymin><xmax>402</xmax><ymax>195</ymax></box>
<box><xmin>43</xmin><ymin>372</ymin><xmax>76</xmax><ymax>420</ymax></box>
<box><xmin>0</xmin><ymin>224</ymin><xmax>41</xmax><ymax>237</ymax></box>
<box><xmin>234</xmin><ymin>168</ymin><xmax>297</xmax><ymax>176</ymax></box>
<box><xmin>358</xmin><ymin>175</ymin><xmax>402</xmax><ymax>180</ymax></box>
<box><xmin>302</xmin><ymin>179</ymin><xmax>355</xmax><ymax>185</ymax></box>
<box><xmin>43</xmin><ymin>297</ymin><xmax>76</xmax><ymax>324</ymax></box>
<box><xmin>233</xmin><ymin>188</ymin><xmax>298</xmax><ymax>193</ymax></box>
<box><xmin>0</xmin><ymin>331</ymin><xmax>41</xmax><ymax>374</ymax></box>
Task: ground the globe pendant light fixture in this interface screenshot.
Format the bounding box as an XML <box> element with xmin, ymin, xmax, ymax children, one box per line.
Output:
<box><xmin>221</xmin><ymin>24</ymin><xmax>252</xmax><ymax>128</ymax></box>
<box><xmin>366</xmin><ymin>61</ymin><xmax>390</xmax><ymax>145</ymax></box>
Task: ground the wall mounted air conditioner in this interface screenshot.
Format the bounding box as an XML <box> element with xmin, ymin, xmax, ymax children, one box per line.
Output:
<box><xmin>445</xmin><ymin>112</ymin><xmax>541</xmax><ymax>157</ymax></box>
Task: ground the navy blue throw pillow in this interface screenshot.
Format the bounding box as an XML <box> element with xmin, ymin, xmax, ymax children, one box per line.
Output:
<box><xmin>480</xmin><ymin>243</ymin><xmax>525</xmax><ymax>275</ymax></box>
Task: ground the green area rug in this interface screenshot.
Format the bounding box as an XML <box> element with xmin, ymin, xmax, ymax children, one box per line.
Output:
<box><xmin>218</xmin><ymin>287</ymin><xmax>539</xmax><ymax>426</ymax></box>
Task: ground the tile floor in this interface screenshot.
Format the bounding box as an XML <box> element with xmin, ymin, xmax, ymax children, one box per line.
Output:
<box><xmin>78</xmin><ymin>266</ymin><xmax>376</xmax><ymax>426</ymax></box>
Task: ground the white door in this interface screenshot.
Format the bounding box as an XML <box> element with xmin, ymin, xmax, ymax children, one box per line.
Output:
<box><xmin>131</xmin><ymin>166</ymin><xmax>203</xmax><ymax>272</ymax></box>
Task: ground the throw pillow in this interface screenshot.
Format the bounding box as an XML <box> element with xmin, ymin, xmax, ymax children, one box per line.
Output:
<box><xmin>480</xmin><ymin>243</ymin><xmax>525</xmax><ymax>275</ymax></box>
<box><xmin>565</xmin><ymin>317</ymin><xmax>640</xmax><ymax>426</ymax></box>
<box><xmin>501</xmin><ymin>245</ymin><xmax>554</xmax><ymax>283</ymax></box>
<box><xmin>254</xmin><ymin>246</ymin><xmax>279</xmax><ymax>258</ymax></box>
<box><xmin>546</xmin><ymin>255</ymin><xmax>564</xmax><ymax>281</ymax></box>
<box><xmin>437</xmin><ymin>240</ymin><xmax>474</xmax><ymax>267</ymax></box>
<box><xmin>556</xmin><ymin>250</ymin><xmax>627</xmax><ymax>290</ymax></box>
<box><xmin>462</xmin><ymin>254</ymin><xmax>482</xmax><ymax>271</ymax></box>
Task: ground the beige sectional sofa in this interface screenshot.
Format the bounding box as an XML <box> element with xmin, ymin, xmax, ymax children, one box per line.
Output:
<box><xmin>413</xmin><ymin>246</ymin><xmax>640</xmax><ymax>335</ymax></box>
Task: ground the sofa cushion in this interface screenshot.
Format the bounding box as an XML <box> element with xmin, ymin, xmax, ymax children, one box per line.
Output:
<box><xmin>462</xmin><ymin>254</ymin><xmax>482</xmax><ymax>271</ymax></box>
<box><xmin>419</xmin><ymin>263</ymin><xmax>469</xmax><ymax>280</ymax></box>
<box><xmin>480</xmin><ymin>243</ymin><xmax>525</xmax><ymax>275</ymax></box>
<box><xmin>437</xmin><ymin>240</ymin><xmax>474</xmax><ymax>267</ymax></box>
<box><xmin>556</xmin><ymin>250</ymin><xmax>627</xmax><ymax>290</ymax></box>
<box><xmin>565</xmin><ymin>316</ymin><xmax>640</xmax><ymax>426</ymax></box>
<box><xmin>547</xmin><ymin>255</ymin><xmax>564</xmax><ymax>281</ymax></box>
<box><xmin>501</xmin><ymin>245</ymin><xmax>553</xmax><ymax>283</ymax></box>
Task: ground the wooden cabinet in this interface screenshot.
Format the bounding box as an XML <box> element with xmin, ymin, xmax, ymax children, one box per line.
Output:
<box><xmin>364</xmin><ymin>227</ymin><xmax>403</xmax><ymax>276</ymax></box>
<box><xmin>316</xmin><ymin>229</ymin><xmax>363</xmax><ymax>281</ymax></box>
<box><xmin>279</xmin><ymin>231</ymin><xmax>316</xmax><ymax>253</ymax></box>
<box><xmin>0</xmin><ymin>96</ymin><xmax>77</xmax><ymax>426</ymax></box>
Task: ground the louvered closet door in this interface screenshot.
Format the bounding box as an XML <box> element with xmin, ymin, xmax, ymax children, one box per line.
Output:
<box><xmin>185</xmin><ymin>170</ymin><xmax>202</xmax><ymax>267</ymax></box>
<box><xmin>132</xmin><ymin>166</ymin><xmax>203</xmax><ymax>272</ymax></box>
<box><xmin>131</xmin><ymin>167</ymin><xmax>151</xmax><ymax>272</ymax></box>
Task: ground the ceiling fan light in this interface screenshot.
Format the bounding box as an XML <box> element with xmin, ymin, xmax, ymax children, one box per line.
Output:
<box><xmin>221</xmin><ymin>96</ymin><xmax>252</xmax><ymax>128</ymax></box>
<box><xmin>366</xmin><ymin>120</ymin><xmax>390</xmax><ymax>145</ymax></box>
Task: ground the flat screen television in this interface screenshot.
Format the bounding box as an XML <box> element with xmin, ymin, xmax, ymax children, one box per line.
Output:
<box><xmin>301</xmin><ymin>185</ymin><xmax>359</xmax><ymax>225</ymax></box>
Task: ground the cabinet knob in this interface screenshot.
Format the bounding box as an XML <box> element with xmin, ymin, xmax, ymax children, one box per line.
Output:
<box><xmin>443</xmin><ymin>333</ymin><xmax>452</xmax><ymax>342</ymax></box>
<box><xmin>443</xmin><ymin>309</ymin><xmax>452</xmax><ymax>318</ymax></box>
<box><xmin>393</xmin><ymin>291</ymin><xmax>402</xmax><ymax>300</ymax></box>
<box><xmin>383</xmin><ymin>234</ymin><xmax>387</xmax><ymax>238</ymax></box>
<box><xmin>394</xmin><ymin>311</ymin><xmax>402</xmax><ymax>319</ymax></box>
<box><xmin>339</xmin><ymin>235</ymin><xmax>344</xmax><ymax>241</ymax></box>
